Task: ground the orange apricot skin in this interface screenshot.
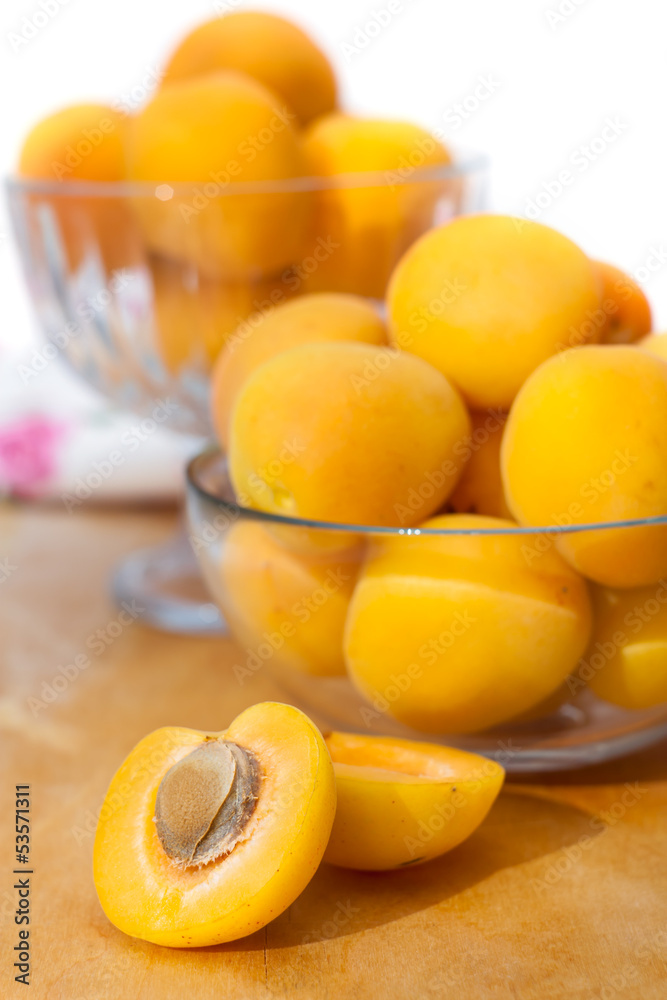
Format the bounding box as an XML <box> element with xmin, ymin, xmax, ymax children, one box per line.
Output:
<box><xmin>211</xmin><ymin>292</ymin><xmax>387</xmax><ymax>449</ymax></box>
<box><xmin>594</xmin><ymin>261</ymin><xmax>652</xmax><ymax>344</ymax></box>
<box><xmin>228</xmin><ymin>341</ymin><xmax>471</xmax><ymax>527</ymax></box>
<box><xmin>93</xmin><ymin>703</ymin><xmax>336</xmax><ymax>947</ymax></box>
<box><xmin>449</xmin><ymin>410</ymin><xmax>513</xmax><ymax>519</ymax></box>
<box><xmin>387</xmin><ymin>215</ymin><xmax>602</xmax><ymax>410</ymax></box>
<box><xmin>214</xmin><ymin>519</ymin><xmax>358</xmax><ymax>678</ymax></box>
<box><xmin>162</xmin><ymin>12</ymin><xmax>337</xmax><ymax>125</ymax></box>
<box><xmin>125</xmin><ymin>72</ymin><xmax>311</xmax><ymax>279</ymax></box>
<box><xmin>502</xmin><ymin>346</ymin><xmax>667</xmax><ymax>588</ymax></box>
<box><xmin>301</xmin><ymin>114</ymin><xmax>452</xmax><ymax>298</ymax></box>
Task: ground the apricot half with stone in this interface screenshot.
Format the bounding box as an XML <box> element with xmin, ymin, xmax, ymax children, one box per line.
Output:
<box><xmin>93</xmin><ymin>702</ymin><xmax>336</xmax><ymax>947</ymax></box>
<box><xmin>323</xmin><ymin>732</ymin><xmax>504</xmax><ymax>870</ymax></box>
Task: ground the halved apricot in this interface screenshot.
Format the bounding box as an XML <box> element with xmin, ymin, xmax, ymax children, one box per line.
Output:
<box><xmin>93</xmin><ymin>702</ymin><xmax>336</xmax><ymax>947</ymax></box>
<box><xmin>585</xmin><ymin>583</ymin><xmax>667</xmax><ymax>709</ymax></box>
<box><xmin>322</xmin><ymin>732</ymin><xmax>504</xmax><ymax>870</ymax></box>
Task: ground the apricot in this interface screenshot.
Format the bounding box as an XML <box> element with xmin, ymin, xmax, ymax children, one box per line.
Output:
<box><xmin>583</xmin><ymin>582</ymin><xmax>667</xmax><ymax>709</ymax></box>
<box><xmin>502</xmin><ymin>346</ymin><xmax>667</xmax><ymax>588</ymax></box>
<box><xmin>149</xmin><ymin>256</ymin><xmax>292</xmax><ymax>374</ymax></box>
<box><xmin>213</xmin><ymin>519</ymin><xmax>359</xmax><ymax>678</ymax></box>
<box><xmin>323</xmin><ymin>732</ymin><xmax>504</xmax><ymax>870</ymax></box>
<box><xmin>449</xmin><ymin>409</ymin><xmax>513</xmax><ymax>519</ymax></box>
<box><xmin>93</xmin><ymin>702</ymin><xmax>336</xmax><ymax>947</ymax></box>
<box><xmin>301</xmin><ymin>113</ymin><xmax>452</xmax><ymax>298</ymax></box>
<box><xmin>387</xmin><ymin>215</ymin><xmax>602</xmax><ymax>409</ymax></box>
<box><xmin>344</xmin><ymin>514</ymin><xmax>592</xmax><ymax>734</ymax></box>
<box><xmin>639</xmin><ymin>332</ymin><xmax>667</xmax><ymax>364</ymax></box>
<box><xmin>162</xmin><ymin>12</ymin><xmax>337</xmax><ymax>126</ymax></box>
<box><xmin>229</xmin><ymin>341</ymin><xmax>470</xmax><ymax>527</ymax></box>
<box><xmin>593</xmin><ymin>261</ymin><xmax>652</xmax><ymax>344</ymax></box>
<box><xmin>19</xmin><ymin>103</ymin><xmax>126</xmax><ymax>182</ymax></box>
<box><xmin>125</xmin><ymin>72</ymin><xmax>311</xmax><ymax>279</ymax></box>
<box><xmin>18</xmin><ymin>103</ymin><xmax>140</xmax><ymax>272</ymax></box>
<box><xmin>212</xmin><ymin>292</ymin><xmax>387</xmax><ymax>448</ymax></box>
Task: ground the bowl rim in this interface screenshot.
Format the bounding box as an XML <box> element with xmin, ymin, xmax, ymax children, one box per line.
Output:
<box><xmin>186</xmin><ymin>448</ymin><xmax>667</xmax><ymax>538</ymax></box>
<box><xmin>4</xmin><ymin>152</ymin><xmax>488</xmax><ymax>199</ymax></box>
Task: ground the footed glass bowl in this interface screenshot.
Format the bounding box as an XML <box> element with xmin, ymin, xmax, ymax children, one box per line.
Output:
<box><xmin>6</xmin><ymin>155</ymin><xmax>487</xmax><ymax>632</ymax></box>
<box><xmin>186</xmin><ymin>449</ymin><xmax>667</xmax><ymax>773</ymax></box>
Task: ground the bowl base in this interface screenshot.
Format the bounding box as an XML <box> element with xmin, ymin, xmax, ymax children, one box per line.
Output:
<box><xmin>112</xmin><ymin>532</ymin><xmax>227</xmax><ymax>635</ymax></box>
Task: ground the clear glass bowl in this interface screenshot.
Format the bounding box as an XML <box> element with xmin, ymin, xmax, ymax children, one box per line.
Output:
<box><xmin>6</xmin><ymin>155</ymin><xmax>488</xmax><ymax>631</ymax></box>
<box><xmin>186</xmin><ymin>449</ymin><xmax>667</xmax><ymax>773</ymax></box>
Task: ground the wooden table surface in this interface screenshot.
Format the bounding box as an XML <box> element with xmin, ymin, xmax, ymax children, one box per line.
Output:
<box><xmin>1</xmin><ymin>504</ymin><xmax>666</xmax><ymax>1000</ymax></box>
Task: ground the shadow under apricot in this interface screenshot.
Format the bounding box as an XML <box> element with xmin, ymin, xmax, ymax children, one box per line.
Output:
<box><xmin>203</xmin><ymin>787</ymin><xmax>603</xmax><ymax>954</ymax></box>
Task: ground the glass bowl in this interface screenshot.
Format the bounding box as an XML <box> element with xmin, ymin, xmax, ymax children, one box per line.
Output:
<box><xmin>186</xmin><ymin>448</ymin><xmax>667</xmax><ymax>773</ymax></box>
<box><xmin>6</xmin><ymin>154</ymin><xmax>488</xmax><ymax>632</ymax></box>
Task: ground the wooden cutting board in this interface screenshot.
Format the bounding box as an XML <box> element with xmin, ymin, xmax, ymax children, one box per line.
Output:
<box><xmin>1</xmin><ymin>505</ymin><xmax>666</xmax><ymax>1000</ymax></box>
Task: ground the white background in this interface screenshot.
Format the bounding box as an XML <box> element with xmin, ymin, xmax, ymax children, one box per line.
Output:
<box><xmin>1</xmin><ymin>0</ymin><xmax>666</xmax><ymax>355</ymax></box>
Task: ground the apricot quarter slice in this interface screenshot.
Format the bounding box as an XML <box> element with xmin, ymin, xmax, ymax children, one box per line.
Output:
<box><xmin>93</xmin><ymin>702</ymin><xmax>336</xmax><ymax>947</ymax></box>
<box><xmin>323</xmin><ymin>732</ymin><xmax>504</xmax><ymax>870</ymax></box>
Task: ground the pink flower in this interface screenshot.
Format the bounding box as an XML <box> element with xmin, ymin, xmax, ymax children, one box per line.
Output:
<box><xmin>0</xmin><ymin>414</ymin><xmax>68</xmax><ymax>499</ymax></box>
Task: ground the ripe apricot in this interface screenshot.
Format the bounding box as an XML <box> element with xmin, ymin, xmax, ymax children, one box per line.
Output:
<box><xmin>322</xmin><ymin>732</ymin><xmax>504</xmax><ymax>870</ymax></box>
<box><xmin>584</xmin><ymin>582</ymin><xmax>667</xmax><ymax>709</ymax></box>
<box><xmin>149</xmin><ymin>256</ymin><xmax>291</xmax><ymax>374</ymax></box>
<box><xmin>639</xmin><ymin>332</ymin><xmax>667</xmax><ymax>364</ymax></box>
<box><xmin>387</xmin><ymin>215</ymin><xmax>602</xmax><ymax>409</ymax></box>
<box><xmin>344</xmin><ymin>514</ymin><xmax>592</xmax><ymax>734</ymax></box>
<box><xmin>18</xmin><ymin>103</ymin><xmax>139</xmax><ymax>272</ymax></box>
<box><xmin>212</xmin><ymin>292</ymin><xmax>387</xmax><ymax>448</ymax></box>
<box><xmin>449</xmin><ymin>409</ymin><xmax>512</xmax><ymax>519</ymax></box>
<box><xmin>301</xmin><ymin>113</ymin><xmax>452</xmax><ymax>298</ymax></box>
<box><xmin>19</xmin><ymin>103</ymin><xmax>126</xmax><ymax>182</ymax></box>
<box><xmin>93</xmin><ymin>702</ymin><xmax>336</xmax><ymax>947</ymax></box>
<box><xmin>593</xmin><ymin>261</ymin><xmax>652</xmax><ymax>344</ymax></box>
<box><xmin>502</xmin><ymin>346</ymin><xmax>667</xmax><ymax>588</ymax></box>
<box><xmin>229</xmin><ymin>341</ymin><xmax>470</xmax><ymax>527</ymax></box>
<box><xmin>125</xmin><ymin>72</ymin><xmax>310</xmax><ymax>279</ymax></box>
<box><xmin>162</xmin><ymin>12</ymin><xmax>337</xmax><ymax>126</ymax></box>
<box><xmin>213</xmin><ymin>519</ymin><xmax>359</xmax><ymax>678</ymax></box>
